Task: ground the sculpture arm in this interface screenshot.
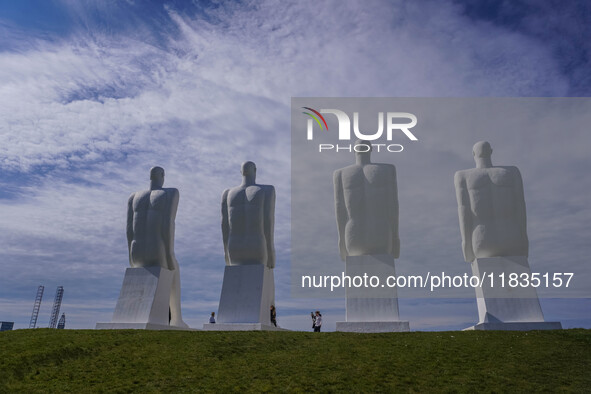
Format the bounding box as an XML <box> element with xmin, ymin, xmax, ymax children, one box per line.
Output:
<box><xmin>389</xmin><ymin>166</ymin><xmax>400</xmax><ymax>259</ymax></box>
<box><xmin>264</xmin><ymin>186</ymin><xmax>276</xmax><ymax>269</ymax></box>
<box><xmin>162</xmin><ymin>188</ymin><xmax>179</xmax><ymax>271</ymax></box>
<box><xmin>126</xmin><ymin>193</ymin><xmax>135</xmax><ymax>265</ymax></box>
<box><xmin>221</xmin><ymin>189</ymin><xmax>230</xmax><ymax>265</ymax></box>
<box><xmin>513</xmin><ymin>168</ymin><xmax>529</xmax><ymax>257</ymax></box>
<box><xmin>454</xmin><ymin>172</ymin><xmax>475</xmax><ymax>262</ymax></box>
<box><xmin>333</xmin><ymin>170</ymin><xmax>348</xmax><ymax>262</ymax></box>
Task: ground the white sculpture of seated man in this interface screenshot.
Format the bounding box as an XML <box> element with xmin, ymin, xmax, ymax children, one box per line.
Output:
<box><xmin>453</xmin><ymin>142</ymin><xmax>559</xmax><ymax>330</ymax></box>
<box><xmin>221</xmin><ymin>161</ymin><xmax>276</xmax><ymax>268</ymax></box>
<box><xmin>127</xmin><ymin>166</ymin><xmax>188</xmax><ymax>328</ymax></box>
<box><xmin>333</xmin><ymin>140</ymin><xmax>400</xmax><ymax>260</ymax></box>
<box><xmin>454</xmin><ymin>141</ymin><xmax>528</xmax><ymax>262</ymax></box>
<box><xmin>209</xmin><ymin>161</ymin><xmax>276</xmax><ymax>328</ymax></box>
<box><xmin>333</xmin><ymin>140</ymin><xmax>409</xmax><ymax>332</ymax></box>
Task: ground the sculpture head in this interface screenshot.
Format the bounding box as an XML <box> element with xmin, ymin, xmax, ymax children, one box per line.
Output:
<box><xmin>150</xmin><ymin>166</ymin><xmax>165</xmax><ymax>189</ymax></box>
<box><xmin>473</xmin><ymin>141</ymin><xmax>492</xmax><ymax>158</ymax></box>
<box><xmin>355</xmin><ymin>139</ymin><xmax>372</xmax><ymax>164</ymax></box>
<box><xmin>356</xmin><ymin>139</ymin><xmax>372</xmax><ymax>153</ymax></box>
<box><xmin>472</xmin><ymin>141</ymin><xmax>493</xmax><ymax>168</ymax></box>
<box><xmin>241</xmin><ymin>161</ymin><xmax>257</xmax><ymax>185</ymax></box>
<box><xmin>241</xmin><ymin>161</ymin><xmax>256</xmax><ymax>177</ymax></box>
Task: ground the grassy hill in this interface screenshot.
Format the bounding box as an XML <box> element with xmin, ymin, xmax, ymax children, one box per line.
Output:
<box><xmin>0</xmin><ymin>329</ymin><xmax>589</xmax><ymax>392</ymax></box>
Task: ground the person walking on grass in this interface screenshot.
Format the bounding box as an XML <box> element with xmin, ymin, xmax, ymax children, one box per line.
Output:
<box><xmin>311</xmin><ymin>310</ymin><xmax>322</xmax><ymax>332</ymax></box>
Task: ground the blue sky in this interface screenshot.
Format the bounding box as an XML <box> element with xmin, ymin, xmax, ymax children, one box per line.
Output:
<box><xmin>0</xmin><ymin>0</ymin><xmax>589</xmax><ymax>331</ymax></box>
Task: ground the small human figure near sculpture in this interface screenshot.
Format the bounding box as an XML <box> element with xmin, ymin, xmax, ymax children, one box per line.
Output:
<box><xmin>311</xmin><ymin>311</ymin><xmax>322</xmax><ymax>332</ymax></box>
<box><xmin>270</xmin><ymin>305</ymin><xmax>277</xmax><ymax>327</ymax></box>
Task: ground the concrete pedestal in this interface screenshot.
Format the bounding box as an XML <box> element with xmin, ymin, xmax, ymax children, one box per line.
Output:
<box><xmin>96</xmin><ymin>322</ymin><xmax>194</xmax><ymax>330</ymax></box>
<box><xmin>96</xmin><ymin>267</ymin><xmax>190</xmax><ymax>330</ymax></box>
<box><xmin>336</xmin><ymin>321</ymin><xmax>410</xmax><ymax>333</ymax></box>
<box><xmin>465</xmin><ymin>256</ymin><xmax>561</xmax><ymax>331</ymax></box>
<box><xmin>214</xmin><ymin>264</ymin><xmax>275</xmax><ymax>327</ymax></box>
<box><xmin>464</xmin><ymin>322</ymin><xmax>562</xmax><ymax>331</ymax></box>
<box><xmin>336</xmin><ymin>255</ymin><xmax>409</xmax><ymax>333</ymax></box>
<box><xmin>202</xmin><ymin>323</ymin><xmax>287</xmax><ymax>331</ymax></box>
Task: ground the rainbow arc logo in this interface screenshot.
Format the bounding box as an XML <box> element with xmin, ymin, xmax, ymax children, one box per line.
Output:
<box><xmin>302</xmin><ymin>107</ymin><xmax>328</xmax><ymax>131</ymax></box>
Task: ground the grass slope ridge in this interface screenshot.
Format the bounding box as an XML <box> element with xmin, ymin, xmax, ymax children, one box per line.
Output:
<box><xmin>0</xmin><ymin>329</ymin><xmax>589</xmax><ymax>392</ymax></box>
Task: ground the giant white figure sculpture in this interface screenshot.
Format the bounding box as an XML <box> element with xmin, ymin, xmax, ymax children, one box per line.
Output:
<box><xmin>205</xmin><ymin>161</ymin><xmax>278</xmax><ymax>330</ymax></box>
<box><xmin>334</xmin><ymin>141</ymin><xmax>400</xmax><ymax>260</ymax></box>
<box><xmin>96</xmin><ymin>167</ymin><xmax>189</xmax><ymax>330</ymax></box>
<box><xmin>126</xmin><ymin>166</ymin><xmax>187</xmax><ymax>328</ymax></box>
<box><xmin>454</xmin><ymin>141</ymin><xmax>528</xmax><ymax>262</ymax></box>
<box><xmin>221</xmin><ymin>161</ymin><xmax>276</xmax><ymax>268</ymax></box>
<box><xmin>455</xmin><ymin>142</ymin><xmax>560</xmax><ymax>330</ymax></box>
<box><xmin>334</xmin><ymin>140</ymin><xmax>409</xmax><ymax>333</ymax></box>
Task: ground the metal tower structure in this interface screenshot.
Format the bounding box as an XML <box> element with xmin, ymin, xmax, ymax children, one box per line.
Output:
<box><xmin>57</xmin><ymin>313</ymin><xmax>66</xmax><ymax>329</ymax></box>
<box><xmin>29</xmin><ymin>285</ymin><xmax>44</xmax><ymax>329</ymax></box>
<box><xmin>48</xmin><ymin>286</ymin><xmax>64</xmax><ymax>329</ymax></box>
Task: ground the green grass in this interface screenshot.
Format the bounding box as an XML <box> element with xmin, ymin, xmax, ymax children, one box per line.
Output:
<box><xmin>0</xmin><ymin>329</ymin><xmax>589</xmax><ymax>393</ymax></box>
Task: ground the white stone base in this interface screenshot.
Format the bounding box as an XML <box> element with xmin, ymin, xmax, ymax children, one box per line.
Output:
<box><xmin>96</xmin><ymin>266</ymin><xmax>182</xmax><ymax>330</ymax></box>
<box><xmin>95</xmin><ymin>322</ymin><xmax>197</xmax><ymax>331</ymax></box>
<box><xmin>336</xmin><ymin>321</ymin><xmax>410</xmax><ymax>333</ymax></box>
<box><xmin>472</xmin><ymin>256</ymin><xmax>547</xmax><ymax>323</ymax></box>
<box><xmin>217</xmin><ymin>264</ymin><xmax>275</xmax><ymax>324</ymax></box>
<box><xmin>345</xmin><ymin>255</ymin><xmax>402</xmax><ymax>322</ymax></box>
<box><xmin>464</xmin><ymin>322</ymin><xmax>562</xmax><ymax>331</ymax></box>
<box><xmin>337</xmin><ymin>255</ymin><xmax>409</xmax><ymax>333</ymax></box>
<box><xmin>466</xmin><ymin>256</ymin><xmax>561</xmax><ymax>331</ymax></box>
<box><xmin>202</xmin><ymin>323</ymin><xmax>287</xmax><ymax>331</ymax></box>
<box><xmin>114</xmin><ymin>266</ymin><xmax>173</xmax><ymax>325</ymax></box>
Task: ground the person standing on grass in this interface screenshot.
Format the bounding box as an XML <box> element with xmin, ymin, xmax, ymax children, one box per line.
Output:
<box><xmin>270</xmin><ymin>305</ymin><xmax>277</xmax><ymax>327</ymax></box>
<box><xmin>209</xmin><ymin>312</ymin><xmax>216</xmax><ymax>324</ymax></box>
<box><xmin>312</xmin><ymin>310</ymin><xmax>322</xmax><ymax>332</ymax></box>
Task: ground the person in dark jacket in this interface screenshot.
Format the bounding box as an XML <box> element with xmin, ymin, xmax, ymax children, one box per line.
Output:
<box><xmin>270</xmin><ymin>305</ymin><xmax>277</xmax><ymax>327</ymax></box>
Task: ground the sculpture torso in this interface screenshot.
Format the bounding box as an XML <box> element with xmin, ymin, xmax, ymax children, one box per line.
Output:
<box><xmin>334</xmin><ymin>163</ymin><xmax>399</xmax><ymax>258</ymax></box>
<box><xmin>223</xmin><ymin>184</ymin><xmax>275</xmax><ymax>266</ymax></box>
<box><xmin>455</xmin><ymin>166</ymin><xmax>528</xmax><ymax>260</ymax></box>
<box><xmin>128</xmin><ymin>188</ymin><xmax>178</xmax><ymax>269</ymax></box>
